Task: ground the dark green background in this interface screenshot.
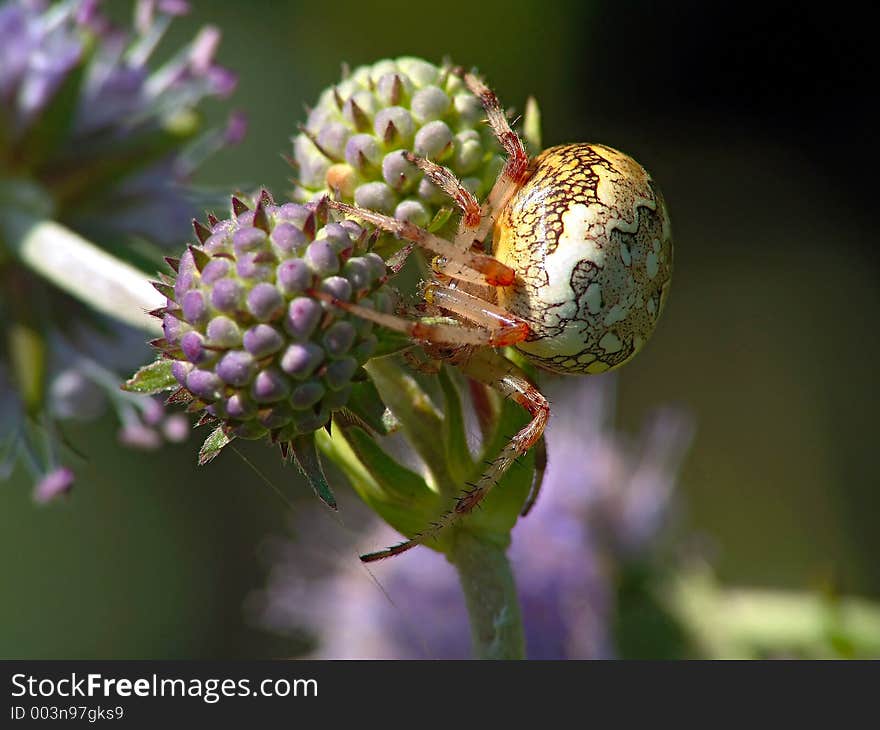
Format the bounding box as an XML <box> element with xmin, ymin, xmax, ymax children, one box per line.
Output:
<box><xmin>2</xmin><ymin>0</ymin><xmax>877</xmax><ymax>657</ymax></box>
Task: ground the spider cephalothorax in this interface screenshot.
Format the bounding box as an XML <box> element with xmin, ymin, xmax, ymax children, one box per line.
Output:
<box><xmin>317</xmin><ymin>68</ymin><xmax>673</xmax><ymax>561</ymax></box>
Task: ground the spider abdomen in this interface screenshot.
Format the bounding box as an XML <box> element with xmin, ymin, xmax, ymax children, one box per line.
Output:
<box><xmin>493</xmin><ymin>143</ymin><xmax>672</xmax><ymax>375</ymax></box>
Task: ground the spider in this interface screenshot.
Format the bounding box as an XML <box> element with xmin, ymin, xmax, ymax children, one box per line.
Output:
<box><xmin>318</xmin><ymin>68</ymin><xmax>673</xmax><ymax>562</ymax></box>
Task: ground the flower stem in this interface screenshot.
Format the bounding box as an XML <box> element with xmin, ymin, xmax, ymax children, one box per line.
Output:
<box><xmin>448</xmin><ymin>531</ymin><xmax>525</xmax><ymax>659</ymax></box>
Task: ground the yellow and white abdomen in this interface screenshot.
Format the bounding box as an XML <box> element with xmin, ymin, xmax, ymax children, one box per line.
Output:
<box><xmin>493</xmin><ymin>143</ymin><xmax>673</xmax><ymax>375</ymax></box>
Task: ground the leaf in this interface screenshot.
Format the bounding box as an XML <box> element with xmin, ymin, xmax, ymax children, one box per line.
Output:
<box><xmin>438</xmin><ymin>364</ymin><xmax>474</xmax><ymax>482</ymax></box>
<box><xmin>198</xmin><ymin>427</ymin><xmax>231</xmax><ymax>466</ymax></box>
<box><xmin>123</xmin><ymin>359</ymin><xmax>177</xmax><ymax>394</ymax></box>
<box><xmin>290</xmin><ymin>434</ymin><xmax>337</xmax><ymax>510</ymax></box>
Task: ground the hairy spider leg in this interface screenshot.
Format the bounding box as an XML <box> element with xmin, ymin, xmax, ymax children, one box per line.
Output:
<box><xmin>402</xmin><ymin>152</ymin><xmax>482</xmax><ymax>238</ymax></box>
<box><xmin>325</xmin><ymin>198</ymin><xmax>515</xmax><ymax>287</ymax></box>
<box><xmin>308</xmin><ymin>288</ymin><xmax>529</xmax><ymax>349</ymax></box>
<box><xmin>423</xmin><ymin>284</ymin><xmax>530</xmax><ymax>347</ymax></box>
<box><xmin>359</xmin><ymin>348</ymin><xmax>550</xmax><ymax>562</ymax></box>
<box><xmin>452</xmin><ymin>69</ymin><xmax>531</xmax><ymax>250</ymax></box>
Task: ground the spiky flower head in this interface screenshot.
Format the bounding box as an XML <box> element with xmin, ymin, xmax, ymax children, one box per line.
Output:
<box><xmin>293</xmin><ymin>57</ymin><xmax>504</xmax><ymax>237</ymax></box>
<box><xmin>129</xmin><ymin>195</ymin><xmax>397</xmax><ymax>507</ymax></box>
<box><xmin>0</xmin><ymin>0</ymin><xmax>242</xmax><ymax>498</ymax></box>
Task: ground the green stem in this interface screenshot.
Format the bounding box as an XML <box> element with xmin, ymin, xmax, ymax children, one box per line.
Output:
<box><xmin>448</xmin><ymin>531</ymin><xmax>525</xmax><ymax>659</ymax></box>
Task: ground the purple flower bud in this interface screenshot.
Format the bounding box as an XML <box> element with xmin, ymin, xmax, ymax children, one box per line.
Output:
<box><xmin>216</xmin><ymin>351</ymin><xmax>257</xmax><ymax>386</ymax></box>
<box><xmin>181</xmin><ymin>289</ymin><xmax>207</xmax><ymax>324</ymax></box>
<box><xmin>236</xmin><ymin>252</ymin><xmax>274</xmax><ymax>282</ymax></box>
<box><xmin>343</xmin><ymin>258</ymin><xmax>371</xmax><ymax>291</ymax></box>
<box><xmin>277</xmin><ymin>259</ymin><xmax>312</xmax><ymax>295</ymax></box>
<box><xmin>316</xmin><ymin>120</ymin><xmax>351</xmax><ymax>160</ymax></box>
<box><xmin>320</xmin><ymin>276</ymin><xmax>352</xmax><ymax>302</ymax></box>
<box><xmin>374</xmin><ymin>106</ymin><xmax>414</xmax><ymax>142</ymax></box>
<box><xmin>233</xmin><ymin>226</ymin><xmax>268</xmax><ymax>255</ymax></box>
<box><xmin>271</xmin><ymin>222</ymin><xmax>307</xmax><ymax>254</ymax></box>
<box><xmin>225</xmin><ymin>392</ymin><xmax>256</xmax><ymax>420</ymax></box>
<box><xmin>201</xmin><ymin>258</ymin><xmax>230</xmax><ymax>284</ymax></box>
<box><xmin>252</xmin><ymin>368</ymin><xmax>289</xmax><ymax>403</ymax></box>
<box><xmin>354</xmin><ymin>181</ymin><xmax>396</xmax><ymax>214</ymax></box>
<box><xmin>290</xmin><ymin>380</ymin><xmax>326</xmax><ymax>410</ymax></box>
<box><xmin>305</xmin><ymin>239</ymin><xmax>339</xmax><ymax>277</ymax></box>
<box><xmin>280</xmin><ymin>343</ymin><xmax>325</xmax><ymax>379</ymax></box>
<box><xmin>186</xmin><ymin>369</ymin><xmax>222</xmax><ymax>401</ymax></box>
<box><xmin>276</xmin><ymin>203</ymin><xmax>312</xmax><ymax>228</ymax></box>
<box><xmin>210</xmin><ymin>277</ymin><xmax>243</xmax><ymax>312</ymax></box>
<box><xmin>171</xmin><ymin>360</ymin><xmax>193</xmax><ymax>386</ymax></box>
<box><xmin>376</xmin><ymin>72</ymin><xmax>413</xmax><ymax>106</ymax></box>
<box><xmin>247</xmin><ymin>283</ymin><xmax>284</xmax><ymax>321</ymax></box>
<box><xmin>382</xmin><ymin>151</ymin><xmax>418</xmax><ymax>191</ymax></box>
<box><xmin>243</xmin><ymin>324</ymin><xmax>283</xmax><ymax>358</ymax></box>
<box><xmin>33</xmin><ymin>467</ymin><xmax>75</xmax><ymax>504</ymax></box>
<box><xmin>345</xmin><ymin>134</ymin><xmax>382</xmax><ymax>170</ymax></box>
<box><xmin>411</xmin><ymin>86</ymin><xmax>450</xmax><ymax>123</ymax></box>
<box><xmin>394</xmin><ymin>200</ymin><xmax>429</xmax><ymax>228</ymax></box>
<box><xmin>206</xmin><ymin>315</ymin><xmax>241</xmax><ymax>348</ymax></box>
<box><xmin>362</xmin><ymin>252</ymin><xmax>387</xmax><ymax>282</ymax></box>
<box><xmin>415</xmin><ymin>120</ymin><xmax>453</xmax><ymax>159</ymax></box>
<box><xmin>323</xmin><ymin>321</ymin><xmax>357</xmax><ymax>357</ymax></box>
<box><xmin>285</xmin><ymin>297</ymin><xmax>323</xmax><ymax>341</ymax></box>
<box><xmin>180</xmin><ymin>331</ymin><xmax>206</xmax><ymax>363</ymax></box>
<box><xmin>325</xmin><ymin>357</ymin><xmax>358</xmax><ymax>390</ymax></box>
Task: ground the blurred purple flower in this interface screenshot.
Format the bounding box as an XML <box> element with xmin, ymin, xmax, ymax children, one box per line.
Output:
<box><xmin>253</xmin><ymin>377</ymin><xmax>693</xmax><ymax>659</ymax></box>
<box><xmin>0</xmin><ymin>0</ymin><xmax>240</xmax><ymax>491</ymax></box>
<box><xmin>32</xmin><ymin>466</ymin><xmax>74</xmax><ymax>503</ymax></box>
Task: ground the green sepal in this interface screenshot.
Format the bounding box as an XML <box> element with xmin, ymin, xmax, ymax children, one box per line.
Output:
<box><xmin>438</xmin><ymin>364</ymin><xmax>475</xmax><ymax>483</ymax></box>
<box><xmin>364</xmin><ymin>357</ymin><xmax>452</xmax><ymax>489</ymax></box>
<box><xmin>198</xmin><ymin>427</ymin><xmax>231</xmax><ymax>466</ymax></box>
<box><xmin>427</xmin><ymin>206</ymin><xmax>454</xmax><ymax>233</ymax></box>
<box><xmin>319</xmin><ymin>421</ymin><xmax>443</xmax><ymax>542</ymax></box>
<box><xmin>290</xmin><ymin>434</ymin><xmax>337</xmax><ymax>510</ymax></box>
<box><xmin>122</xmin><ymin>359</ymin><xmax>177</xmax><ymax>395</ymax></box>
<box><xmin>340</xmin><ymin>379</ymin><xmax>394</xmax><ymax>435</ymax></box>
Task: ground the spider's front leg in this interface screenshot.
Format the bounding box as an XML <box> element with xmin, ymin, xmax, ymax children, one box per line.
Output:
<box><xmin>359</xmin><ymin>348</ymin><xmax>550</xmax><ymax>562</ymax></box>
<box><xmin>325</xmin><ymin>198</ymin><xmax>515</xmax><ymax>287</ymax></box>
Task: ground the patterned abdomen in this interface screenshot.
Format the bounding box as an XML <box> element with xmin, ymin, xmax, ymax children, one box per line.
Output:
<box><xmin>493</xmin><ymin>143</ymin><xmax>673</xmax><ymax>374</ymax></box>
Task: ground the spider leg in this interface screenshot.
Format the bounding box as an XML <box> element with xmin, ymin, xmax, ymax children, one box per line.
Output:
<box><xmin>308</xmin><ymin>288</ymin><xmax>528</xmax><ymax>348</ymax></box>
<box><xmin>360</xmin><ymin>349</ymin><xmax>549</xmax><ymax>562</ymax></box>
<box><xmin>424</xmin><ymin>284</ymin><xmax>530</xmax><ymax>347</ymax></box>
<box><xmin>452</xmin><ymin>69</ymin><xmax>532</xmax><ymax>249</ymax></box>
<box><xmin>402</xmin><ymin>152</ymin><xmax>481</xmax><ymax>232</ymax></box>
<box><xmin>326</xmin><ymin>198</ymin><xmax>515</xmax><ymax>286</ymax></box>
